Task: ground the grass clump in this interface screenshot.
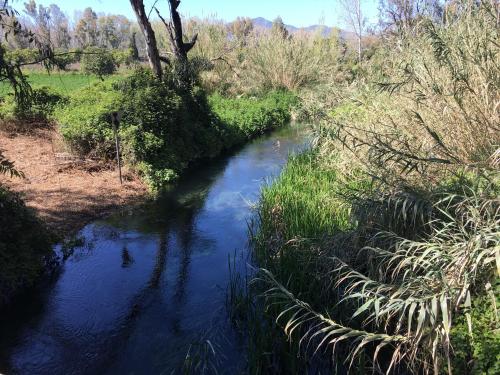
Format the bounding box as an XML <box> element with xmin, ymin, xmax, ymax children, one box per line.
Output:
<box><xmin>0</xmin><ymin>187</ymin><xmax>54</xmax><ymax>309</ymax></box>
<box><xmin>258</xmin><ymin>151</ymin><xmax>352</xmax><ymax>242</ymax></box>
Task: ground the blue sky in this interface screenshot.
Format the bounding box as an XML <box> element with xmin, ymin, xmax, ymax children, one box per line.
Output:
<box><xmin>27</xmin><ymin>0</ymin><xmax>379</xmax><ymax>28</ymax></box>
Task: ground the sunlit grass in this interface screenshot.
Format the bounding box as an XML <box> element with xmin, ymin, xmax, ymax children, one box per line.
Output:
<box><xmin>0</xmin><ymin>71</ymin><xmax>122</xmax><ymax>97</ymax></box>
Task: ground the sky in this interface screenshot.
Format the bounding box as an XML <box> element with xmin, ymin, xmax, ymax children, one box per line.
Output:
<box><xmin>24</xmin><ymin>0</ymin><xmax>380</xmax><ymax>28</ymax></box>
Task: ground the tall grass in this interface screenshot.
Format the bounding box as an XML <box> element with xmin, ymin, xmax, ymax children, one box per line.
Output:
<box><xmin>245</xmin><ymin>2</ymin><xmax>500</xmax><ymax>373</ymax></box>
<box><xmin>242</xmin><ymin>30</ymin><xmax>343</xmax><ymax>92</ymax></box>
<box><xmin>178</xmin><ymin>17</ymin><xmax>346</xmax><ymax>94</ymax></box>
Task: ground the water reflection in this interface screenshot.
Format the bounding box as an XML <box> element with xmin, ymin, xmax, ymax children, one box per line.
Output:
<box><xmin>0</xmin><ymin>125</ymin><xmax>308</xmax><ymax>375</ymax></box>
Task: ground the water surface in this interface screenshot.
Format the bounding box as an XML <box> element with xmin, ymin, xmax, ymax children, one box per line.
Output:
<box><xmin>0</xmin><ymin>125</ymin><xmax>307</xmax><ymax>374</ymax></box>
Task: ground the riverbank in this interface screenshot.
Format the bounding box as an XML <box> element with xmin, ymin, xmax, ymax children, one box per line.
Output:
<box><xmin>0</xmin><ymin>127</ymin><xmax>147</xmax><ymax>236</ymax></box>
<box><xmin>0</xmin><ymin>124</ymin><xmax>307</xmax><ymax>375</ymax></box>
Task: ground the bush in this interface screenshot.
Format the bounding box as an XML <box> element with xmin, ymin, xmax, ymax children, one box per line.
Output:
<box><xmin>0</xmin><ymin>86</ymin><xmax>67</xmax><ymax>122</ymax></box>
<box><xmin>52</xmin><ymin>48</ymin><xmax>82</xmax><ymax>70</ymax></box>
<box><xmin>112</xmin><ymin>49</ymin><xmax>135</xmax><ymax>67</ymax></box>
<box><xmin>55</xmin><ymin>81</ymin><xmax>122</xmax><ymax>156</ymax></box>
<box><xmin>116</xmin><ymin>68</ymin><xmax>225</xmax><ymax>189</ymax></box>
<box><xmin>81</xmin><ymin>47</ymin><xmax>117</xmax><ymax>78</ymax></box>
<box><xmin>0</xmin><ymin>187</ymin><xmax>53</xmax><ymax>308</ymax></box>
<box><xmin>450</xmin><ymin>286</ymin><xmax>500</xmax><ymax>374</ymax></box>
<box><xmin>4</xmin><ymin>48</ymin><xmax>40</xmax><ymax>65</ymax></box>
<box><xmin>247</xmin><ymin>3</ymin><xmax>500</xmax><ymax>374</ymax></box>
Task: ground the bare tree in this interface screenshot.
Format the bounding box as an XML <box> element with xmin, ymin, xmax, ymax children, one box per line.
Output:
<box><xmin>130</xmin><ymin>0</ymin><xmax>197</xmax><ymax>79</ymax></box>
<box><xmin>154</xmin><ymin>0</ymin><xmax>198</xmax><ymax>62</ymax></box>
<box><xmin>130</xmin><ymin>0</ymin><xmax>162</xmax><ymax>77</ymax></box>
<box><xmin>379</xmin><ymin>0</ymin><xmax>444</xmax><ymax>32</ymax></box>
<box><xmin>338</xmin><ymin>0</ymin><xmax>365</xmax><ymax>63</ymax></box>
<box><xmin>74</xmin><ymin>7</ymin><xmax>99</xmax><ymax>47</ymax></box>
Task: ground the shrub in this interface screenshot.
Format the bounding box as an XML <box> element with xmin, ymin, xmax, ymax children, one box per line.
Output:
<box><xmin>243</xmin><ymin>29</ymin><xmax>343</xmax><ymax>91</ymax></box>
<box><xmin>4</xmin><ymin>48</ymin><xmax>39</xmax><ymax>65</ymax></box>
<box><xmin>112</xmin><ymin>49</ymin><xmax>134</xmax><ymax>67</ymax></box>
<box><xmin>450</xmin><ymin>287</ymin><xmax>500</xmax><ymax>374</ymax></box>
<box><xmin>0</xmin><ymin>186</ymin><xmax>53</xmax><ymax>308</ymax></box>
<box><xmin>115</xmin><ymin>68</ymin><xmax>230</xmax><ymax>188</ymax></box>
<box><xmin>81</xmin><ymin>47</ymin><xmax>117</xmax><ymax>78</ymax></box>
<box><xmin>52</xmin><ymin>48</ymin><xmax>82</xmax><ymax>70</ymax></box>
<box><xmin>249</xmin><ymin>3</ymin><xmax>500</xmax><ymax>374</ymax></box>
<box><xmin>0</xmin><ymin>86</ymin><xmax>67</xmax><ymax>122</ymax></box>
<box><xmin>55</xmin><ymin>81</ymin><xmax>122</xmax><ymax>156</ymax></box>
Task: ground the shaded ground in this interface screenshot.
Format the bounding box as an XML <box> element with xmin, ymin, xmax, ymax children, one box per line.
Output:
<box><xmin>0</xmin><ymin>127</ymin><xmax>148</xmax><ymax>237</ymax></box>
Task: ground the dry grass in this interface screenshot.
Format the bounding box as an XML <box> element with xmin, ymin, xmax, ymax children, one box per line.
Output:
<box><xmin>0</xmin><ymin>127</ymin><xmax>147</xmax><ymax>235</ymax></box>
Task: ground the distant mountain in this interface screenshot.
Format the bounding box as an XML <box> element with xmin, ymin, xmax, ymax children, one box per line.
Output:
<box><xmin>251</xmin><ymin>17</ymin><xmax>344</xmax><ymax>38</ymax></box>
<box><xmin>252</xmin><ymin>17</ymin><xmax>274</xmax><ymax>29</ymax></box>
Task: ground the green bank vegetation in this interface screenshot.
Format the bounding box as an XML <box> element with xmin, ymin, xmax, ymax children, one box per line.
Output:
<box><xmin>0</xmin><ymin>186</ymin><xmax>53</xmax><ymax>309</ymax></box>
<box><xmin>54</xmin><ymin>70</ymin><xmax>296</xmax><ymax>190</ymax></box>
<box><xmin>231</xmin><ymin>2</ymin><xmax>500</xmax><ymax>374</ymax></box>
<box><xmin>0</xmin><ymin>1</ymin><xmax>498</xmax><ymax>372</ymax></box>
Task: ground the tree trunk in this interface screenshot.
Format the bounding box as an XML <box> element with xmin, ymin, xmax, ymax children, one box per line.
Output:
<box><xmin>130</xmin><ymin>0</ymin><xmax>162</xmax><ymax>78</ymax></box>
<box><xmin>356</xmin><ymin>0</ymin><xmax>362</xmax><ymax>64</ymax></box>
<box><xmin>156</xmin><ymin>0</ymin><xmax>197</xmax><ymax>62</ymax></box>
<box><xmin>357</xmin><ymin>34</ymin><xmax>362</xmax><ymax>63</ymax></box>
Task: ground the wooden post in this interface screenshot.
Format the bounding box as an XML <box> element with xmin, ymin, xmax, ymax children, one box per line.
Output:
<box><xmin>111</xmin><ymin>111</ymin><xmax>123</xmax><ymax>185</ymax></box>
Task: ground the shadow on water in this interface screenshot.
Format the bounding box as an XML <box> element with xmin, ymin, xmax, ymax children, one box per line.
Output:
<box><xmin>0</xmin><ymin>125</ymin><xmax>309</xmax><ymax>375</ymax></box>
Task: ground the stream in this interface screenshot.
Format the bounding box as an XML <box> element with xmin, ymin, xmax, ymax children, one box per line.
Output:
<box><xmin>0</xmin><ymin>125</ymin><xmax>307</xmax><ymax>375</ymax></box>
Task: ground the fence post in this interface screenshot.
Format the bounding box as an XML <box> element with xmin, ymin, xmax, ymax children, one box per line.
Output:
<box><xmin>111</xmin><ymin>111</ymin><xmax>123</xmax><ymax>185</ymax></box>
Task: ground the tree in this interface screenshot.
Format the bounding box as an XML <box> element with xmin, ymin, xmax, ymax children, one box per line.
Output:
<box><xmin>23</xmin><ymin>0</ymin><xmax>51</xmax><ymax>43</ymax></box>
<box><xmin>130</xmin><ymin>0</ymin><xmax>198</xmax><ymax>80</ymax></box>
<box><xmin>0</xmin><ymin>1</ymin><xmax>53</xmax><ymax>109</ymax></box>
<box><xmin>155</xmin><ymin>0</ymin><xmax>198</xmax><ymax>62</ymax></box>
<box><xmin>97</xmin><ymin>15</ymin><xmax>131</xmax><ymax>49</ymax></box>
<box><xmin>49</xmin><ymin>4</ymin><xmax>71</xmax><ymax>49</ymax></box>
<box><xmin>130</xmin><ymin>0</ymin><xmax>162</xmax><ymax>77</ymax></box>
<box><xmin>271</xmin><ymin>16</ymin><xmax>289</xmax><ymax>39</ymax></box>
<box><xmin>379</xmin><ymin>0</ymin><xmax>444</xmax><ymax>32</ymax></box>
<box><xmin>129</xmin><ymin>31</ymin><xmax>139</xmax><ymax>61</ymax></box>
<box><xmin>75</xmin><ymin>7</ymin><xmax>99</xmax><ymax>47</ymax></box>
<box><xmin>338</xmin><ymin>0</ymin><xmax>365</xmax><ymax>63</ymax></box>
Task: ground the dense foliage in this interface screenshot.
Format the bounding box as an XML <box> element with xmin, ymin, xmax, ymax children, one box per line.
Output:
<box><xmin>1</xmin><ymin>1</ymin><xmax>498</xmax><ymax>372</ymax></box>
<box><xmin>0</xmin><ymin>187</ymin><xmax>53</xmax><ymax>308</ymax></box>
<box><xmin>80</xmin><ymin>47</ymin><xmax>117</xmax><ymax>78</ymax></box>
<box><xmin>243</xmin><ymin>2</ymin><xmax>500</xmax><ymax>374</ymax></box>
<box><xmin>55</xmin><ymin>68</ymin><xmax>296</xmax><ymax>190</ymax></box>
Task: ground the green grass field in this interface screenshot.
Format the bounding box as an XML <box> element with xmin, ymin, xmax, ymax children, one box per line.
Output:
<box><xmin>0</xmin><ymin>72</ymin><xmax>121</xmax><ymax>97</ymax></box>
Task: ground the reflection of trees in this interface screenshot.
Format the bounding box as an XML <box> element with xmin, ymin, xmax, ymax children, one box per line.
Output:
<box><xmin>80</xmin><ymin>172</ymin><xmax>214</xmax><ymax>372</ymax></box>
<box><xmin>169</xmin><ymin>207</ymin><xmax>197</xmax><ymax>334</ymax></box>
<box><xmin>121</xmin><ymin>246</ymin><xmax>133</xmax><ymax>268</ymax></box>
<box><xmin>148</xmin><ymin>232</ymin><xmax>168</xmax><ymax>289</ymax></box>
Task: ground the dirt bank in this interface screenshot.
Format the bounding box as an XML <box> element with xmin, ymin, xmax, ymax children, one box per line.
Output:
<box><xmin>0</xmin><ymin>127</ymin><xmax>148</xmax><ymax>237</ymax></box>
